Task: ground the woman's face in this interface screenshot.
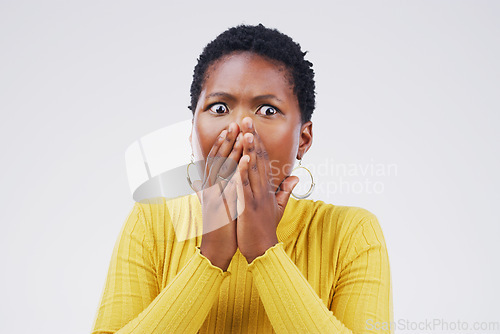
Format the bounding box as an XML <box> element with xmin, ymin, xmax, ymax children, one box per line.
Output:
<box><xmin>190</xmin><ymin>51</ymin><xmax>312</xmax><ymax>192</ymax></box>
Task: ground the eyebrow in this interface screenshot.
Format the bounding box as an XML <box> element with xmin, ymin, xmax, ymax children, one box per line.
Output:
<box><xmin>206</xmin><ymin>92</ymin><xmax>283</xmax><ymax>103</ymax></box>
<box><xmin>253</xmin><ymin>94</ymin><xmax>283</xmax><ymax>103</ymax></box>
<box><xmin>206</xmin><ymin>92</ymin><xmax>235</xmax><ymax>100</ymax></box>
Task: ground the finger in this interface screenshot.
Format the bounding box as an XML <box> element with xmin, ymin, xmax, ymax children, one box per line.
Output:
<box><xmin>218</xmin><ymin>131</ymin><xmax>243</xmax><ymax>185</ymax></box>
<box><xmin>212</xmin><ymin>131</ymin><xmax>243</xmax><ymax>193</ymax></box>
<box><xmin>240</xmin><ymin>117</ymin><xmax>256</xmax><ymax>140</ymax></box>
<box><xmin>241</xmin><ymin>117</ymin><xmax>271</xmax><ymax>196</ymax></box>
<box><xmin>252</xmin><ymin>128</ymin><xmax>272</xmax><ymax>193</ymax></box>
<box><xmin>234</xmin><ymin>164</ymin><xmax>245</xmax><ymax>217</ymax></box>
<box><xmin>217</xmin><ymin>181</ymin><xmax>234</xmax><ymax>226</ymax></box>
<box><xmin>236</xmin><ymin>154</ymin><xmax>253</xmax><ymax>203</ymax></box>
<box><xmin>275</xmin><ymin>175</ymin><xmax>299</xmax><ymax>210</ymax></box>
<box><xmin>208</xmin><ymin>123</ymin><xmax>240</xmax><ymax>185</ymax></box>
<box><xmin>243</xmin><ymin>132</ymin><xmax>260</xmax><ymax>196</ymax></box>
<box><xmin>204</xmin><ymin>129</ymin><xmax>227</xmax><ymax>186</ymax></box>
<box><xmin>221</xmin><ymin>169</ymin><xmax>240</xmax><ymax>221</ymax></box>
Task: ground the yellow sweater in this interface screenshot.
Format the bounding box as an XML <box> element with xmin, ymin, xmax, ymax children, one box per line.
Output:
<box><xmin>91</xmin><ymin>194</ymin><xmax>393</xmax><ymax>333</ymax></box>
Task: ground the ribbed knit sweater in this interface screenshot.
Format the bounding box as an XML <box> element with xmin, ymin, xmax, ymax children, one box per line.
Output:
<box><xmin>91</xmin><ymin>194</ymin><xmax>393</xmax><ymax>333</ymax></box>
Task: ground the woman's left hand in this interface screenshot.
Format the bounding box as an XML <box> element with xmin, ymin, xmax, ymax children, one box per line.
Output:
<box><xmin>235</xmin><ymin>118</ymin><xmax>299</xmax><ymax>264</ymax></box>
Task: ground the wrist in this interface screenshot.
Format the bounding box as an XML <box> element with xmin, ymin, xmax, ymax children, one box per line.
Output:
<box><xmin>200</xmin><ymin>244</ymin><xmax>233</xmax><ymax>271</ymax></box>
<box><xmin>244</xmin><ymin>237</ymin><xmax>279</xmax><ymax>264</ymax></box>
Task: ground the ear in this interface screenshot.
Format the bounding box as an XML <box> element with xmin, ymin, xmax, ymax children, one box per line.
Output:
<box><xmin>297</xmin><ymin>121</ymin><xmax>313</xmax><ymax>160</ymax></box>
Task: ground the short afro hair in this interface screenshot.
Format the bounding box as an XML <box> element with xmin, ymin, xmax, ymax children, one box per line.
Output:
<box><xmin>188</xmin><ymin>23</ymin><xmax>316</xmax><ymax>124</ymax></box>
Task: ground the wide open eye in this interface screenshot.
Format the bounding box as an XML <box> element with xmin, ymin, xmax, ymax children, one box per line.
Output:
<box><xmin>209</xmin><ymin>103</ymin><xmax>228</xmax><ymax>114</ymax></box>
<box><xmin>256</xmin><ymin>105</ymin><xmax>278</xmax><ymax>116</ymax></box>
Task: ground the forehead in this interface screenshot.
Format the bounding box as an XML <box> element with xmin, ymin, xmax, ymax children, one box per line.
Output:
<box><xmin>202</xmin><ymin>51</ymin><xmax>295</xmax><ymax>96</ymax></box>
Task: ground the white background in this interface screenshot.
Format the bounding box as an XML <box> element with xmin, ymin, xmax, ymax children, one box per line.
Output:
<box><xmin>1</xmin><ymin>1</ymin><xmax>499</xmax><ymax>333</ymax></box>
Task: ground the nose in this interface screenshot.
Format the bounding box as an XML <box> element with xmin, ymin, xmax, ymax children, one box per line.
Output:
<box><xmin>230</xmin><ymin>108</ymin><xmax>245</xmax><ymax>128</ymax></box>
<box><xmin>229</xmin><ymin>111</ymin><xmax>253</xmax><ymax>133</ymax></box>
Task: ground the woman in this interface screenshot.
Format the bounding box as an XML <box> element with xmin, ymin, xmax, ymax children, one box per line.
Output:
<box><xmin>92</xmin><ymin>24</ymin><xmax>393</xmax><ymax>333</ymax></box>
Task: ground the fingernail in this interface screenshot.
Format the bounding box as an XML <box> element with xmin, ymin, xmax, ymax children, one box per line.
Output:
<box><xmin>247</xmin><ymin>120</ymin><xmax>253</xmax><ymax>129</ymax></box>
<box><xmin>220</xmin><ymin>130</ymin><xmax>227</xmax><ymax>139</ymax></box>
<box><xmin>247</xmin><ymin>134</ymin><xmax>253</xmax><ymax>143</ymax></box>
<box><xmin>236</xmin><ymin>133</ymin><xmax>241</xmax><ymax>142</ymax></box>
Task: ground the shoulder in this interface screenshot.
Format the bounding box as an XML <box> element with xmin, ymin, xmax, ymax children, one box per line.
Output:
<box><xmin>133</xmin><ymin>194</ymin><xmax>195</xmax><ymax>220</ymax></box>
<box><xmin>290</xmin><ymin>198</ymin><xmax>386</xmax><ymax>255</ymax></box>
<box><xmin>290</xmin><ymin>197</ymin><xmax>379</xmax><ymax>235</ymax></box>
<box><xmin>133</xmin><ymin>194</ymin><xmax>201</xmax><ymax>242</ymax></box>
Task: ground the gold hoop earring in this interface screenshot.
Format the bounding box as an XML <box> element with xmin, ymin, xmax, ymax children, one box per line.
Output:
<box><xmin>186</xmin><ymin>153</ymin><xmax>196</xmax><ymax>192</ymax></box>
<box><xmin>291</xmin><ymin>158</ymin><xmax>315</xmax><ymax>199</ymax></box>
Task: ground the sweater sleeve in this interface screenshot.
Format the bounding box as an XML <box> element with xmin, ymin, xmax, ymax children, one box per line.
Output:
<box><xmin>91</xmin><ymin>202</ymin><xmax>231</xmax><ymax>334</ymax></box>
<box><xmin>246</xmin><ymin>213</ymin><xmax>393</xmax><ymax>334</ymax></box>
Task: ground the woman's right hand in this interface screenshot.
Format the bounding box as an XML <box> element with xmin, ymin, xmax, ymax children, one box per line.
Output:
<box><xmin>192</xmin><ymin>122</ymin><xmax>243</xmax><ymax>271</ymax></box>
